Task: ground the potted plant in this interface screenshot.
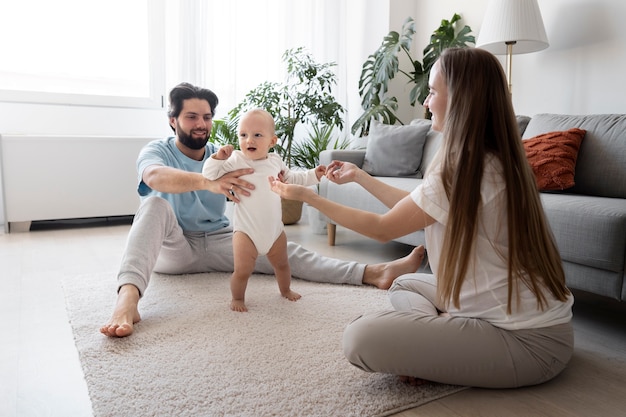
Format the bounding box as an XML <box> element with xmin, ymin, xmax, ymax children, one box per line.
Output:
<box><xmin>226</xmin><ymin>47</ymin><xmax>347</xmax><ymax>224</ymax></box>
<box><xmin>352</xmin><ymin>14</ymin><xmax>475</xmax><ymax>137</ymax></box>
<box><xmin>292</xmin><ymin>123</ymin><xmax>350</xmax><ymax>232</ymax></box>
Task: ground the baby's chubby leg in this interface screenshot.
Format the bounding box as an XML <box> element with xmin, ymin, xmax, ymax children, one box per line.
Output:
<box><xmin>231</xmin><ymin>232</ymin><xmax>258</xmax><ymax>312</ymax></box>
<box><xmin>267</xmin><ymin>232</ymin><xmax>301</xmax><ymax>302</ymax></box>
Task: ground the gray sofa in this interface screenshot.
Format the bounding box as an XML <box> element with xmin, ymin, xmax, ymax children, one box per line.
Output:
<box><xmin>319</xmin><ymin>114</ymin><xmax>626</xmax><ymax>302</ymax></box>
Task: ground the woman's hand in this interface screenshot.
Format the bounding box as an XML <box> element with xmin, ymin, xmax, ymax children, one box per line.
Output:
<box><xmin>325</xmin><ymin>160</ymin><xmax>361</xmax><ymax>184</ymax></box>
<box><xmin>268</xmin><ymin>176</ymin><xmax>310</xmax><ymax>202</ymax></box>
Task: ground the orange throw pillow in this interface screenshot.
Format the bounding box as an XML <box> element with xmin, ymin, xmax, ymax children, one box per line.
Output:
<box><xmin>523</xmin><ymin>128</ymin><xmax>586</xmax><ymax>191</ymax></box>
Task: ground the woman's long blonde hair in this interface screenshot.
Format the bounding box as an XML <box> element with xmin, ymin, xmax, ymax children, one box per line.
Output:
<box><xmin>435</xmin><ymin>48</ymin><xmax>569</xmax><ymax>313</ymax></box>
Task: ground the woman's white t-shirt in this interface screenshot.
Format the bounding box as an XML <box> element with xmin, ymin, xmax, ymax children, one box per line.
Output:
<box><xmin>411</xmin><ymin>153</ymin><xmax>573</xmax><ymax>330</ymax></box>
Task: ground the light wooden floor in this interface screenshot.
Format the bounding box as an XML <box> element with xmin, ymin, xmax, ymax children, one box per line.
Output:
<box><xmin>1</xmin><ymin>213</ymin><xmax>625</xmax><ymax>417</ymax></box>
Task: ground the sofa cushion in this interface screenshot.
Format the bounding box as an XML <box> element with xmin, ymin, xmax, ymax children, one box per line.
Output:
<box><xmin>523</xmin><ymin>128</ymin><xmax>586</xmax><ymax>191</ymax></box>
<box><xmin>523</xmin><ymin>114</ymin><xmax>626</xmax><ymax>198</ymax></box>
<box><xmin>362</xmin><ymin>120</ymin><xmax>429</xmax><ymax>177</ymax></box>
<box><xmin>540</xmin><ymin>193</ymin><xmax>626</xmax><ymax>273</ymax></box>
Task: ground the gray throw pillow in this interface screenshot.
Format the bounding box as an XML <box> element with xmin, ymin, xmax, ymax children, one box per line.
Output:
<box><xmin>362</xmin><ymin>120</ymin><xmax>430</xmax><ymax>177</ymax></box>
<box><xmin>517</xmin><ymin>115</ymin><xmax>531</xmax><ymax>136</ymax></box>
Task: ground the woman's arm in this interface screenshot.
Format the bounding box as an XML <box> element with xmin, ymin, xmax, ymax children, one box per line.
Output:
<box><xmin>326</xmin><ymin>160</ymin><xmax>409</xmax><ymax>209</ymax></box>
<box><xmin>269</xmin><ymin>177</ymin><xmax>435</xmax><ymax>242</ymax></box>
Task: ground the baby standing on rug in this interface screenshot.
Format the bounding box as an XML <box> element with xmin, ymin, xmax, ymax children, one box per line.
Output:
<box><xmin>202</xmin><ymin>108</ymin><xmax>325</xmax><ymax>312</ymax></box>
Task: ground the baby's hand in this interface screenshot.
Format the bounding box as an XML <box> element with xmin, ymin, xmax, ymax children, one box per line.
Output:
<box><xmin>214</xmin><ymin>145</ymin><xmax>234</xmax><ymax>160</ymax></box>
<box><xmin>314</xmin><ymin>165</ymin><xmax>327</xmax><ymax>181</ymax></box>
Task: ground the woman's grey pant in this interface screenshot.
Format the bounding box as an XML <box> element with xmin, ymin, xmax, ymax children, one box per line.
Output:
<box><xmin>343</xmin><ymin>273</ymin><xmax>574</xmax><ymax>388</ymax></box>
<box><xmin>117</xmin><ymin>196</ymin><xmax>364</xmax><ymax>296</ymax></box>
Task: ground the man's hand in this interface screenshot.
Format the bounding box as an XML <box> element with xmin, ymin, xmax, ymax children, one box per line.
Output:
<box><xmin>207</xmin><ymin>168</ymin><xmax>255</xmax><ymax>203</ymax></box>
<box><xmin>143</xmin><ymin>165</ymin><xmax>254</xmax><ymax>201</ymax></box>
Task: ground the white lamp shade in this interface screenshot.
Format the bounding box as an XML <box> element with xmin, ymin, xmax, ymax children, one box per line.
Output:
<box><xmin>477</xmin><ymin>0</ymin><xmax>549</xmax><ymax>55</ymax></box>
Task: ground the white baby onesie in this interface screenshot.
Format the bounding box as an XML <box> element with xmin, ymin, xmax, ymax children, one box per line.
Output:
<box><xmin>203</xmin><ymin>150</ymin><xmax>318</xmax><ymax>255</ymax></box>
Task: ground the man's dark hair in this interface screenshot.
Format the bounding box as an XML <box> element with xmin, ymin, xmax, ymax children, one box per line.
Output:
<box><xmin>167</xmin><ymin>82</ymin><xmax>219</xmax><ymax>119</ymax></box>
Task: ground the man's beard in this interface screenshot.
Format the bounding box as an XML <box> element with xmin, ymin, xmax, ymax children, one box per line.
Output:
<box><xmin>177</xmin><ymin>128</ymin><xmax>209</xmax><ymax>150</ymax></box>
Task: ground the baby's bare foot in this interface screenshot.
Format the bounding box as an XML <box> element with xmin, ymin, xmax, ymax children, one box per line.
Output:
<box><xmin>364</xmin><ymin>245</ymin><xmax>425</xmax><ymax>289</ymax></box>
<box><xmin>100</xmin><ymin>284</ymin><xmax>141</xmax><ymax>338</ymax></box>
<box><xmin>281</xmin><ymin>289</ymin><xmax>301</xmax><ymax>301</ymax></box>
<box><xmin>230</xmin><ymin>299</ymin><xmax>248</xmax><ymax>312</ymax></box>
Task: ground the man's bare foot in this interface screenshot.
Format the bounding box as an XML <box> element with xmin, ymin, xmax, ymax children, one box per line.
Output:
<box><xmin>363</xmin><ymin>245</ymin><xmax>425</xmax><ymax>289</ymax></box>
<box><xmin>231</xmin><ymin>299</ymin><xmax>248</xmax><ymax>312</ymax></box>
<box><xmin>100</xmin><ymin>284</ymin><xmax>141</xmax><ymax>338</ymax></box>
<box><xmin>281</xmin><ymin>289</ymin><xmax>301</xmax><ymax>301</ymax></box>
<box><xmin>399</xmin><ymin>375</ymin><xmax>429</xmax><ymax>386</ymax></box>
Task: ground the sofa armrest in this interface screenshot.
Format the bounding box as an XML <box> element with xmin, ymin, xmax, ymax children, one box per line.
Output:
<box><xmin>319</xmin><ymin>149</ymin><xmax>366</xmax><ymax>168</ymax></box>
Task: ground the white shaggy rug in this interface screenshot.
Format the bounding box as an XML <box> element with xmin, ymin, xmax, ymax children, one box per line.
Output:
<box><xmin>63</xmin><ymin>272</ymin><xmax>466</xmax><ymax>417</ymax></box>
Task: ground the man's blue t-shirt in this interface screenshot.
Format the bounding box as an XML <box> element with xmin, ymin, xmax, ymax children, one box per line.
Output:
<box><xmin>136</xmin><ymin>137</ymin><xmax>230</xmax><ymax>232</ymax></box>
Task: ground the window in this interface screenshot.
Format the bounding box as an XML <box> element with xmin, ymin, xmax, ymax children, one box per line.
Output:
<box><xmin>0</xmin><ymin>0</ymin><xmax>165</xmax><ymax>108</ymax></box>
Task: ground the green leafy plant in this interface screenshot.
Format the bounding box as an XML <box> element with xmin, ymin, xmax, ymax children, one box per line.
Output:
<box><xmin>209</xmin><ymin>114</ymin><xmax>240</xmax><ymax>148</ymax></box>
<box><xmin>352</xmin><ymin>14</ymin><xmax>475</xmax><ymax>137</ymax></box>
<box><xmin>228</xmin><ymin>47</ymin><xmax>345</xmax><ymax>168</ymax></box>
<box><xmin>291</xmin><ymin>124</ymin><xmax>350</xmax><ymax>170</ymax></box>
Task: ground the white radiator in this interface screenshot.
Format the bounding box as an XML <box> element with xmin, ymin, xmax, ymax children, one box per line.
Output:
<box><xmin>0</xmin><ymin>134</ymin><xmax>157</xmax><ymax>231</ymax></box>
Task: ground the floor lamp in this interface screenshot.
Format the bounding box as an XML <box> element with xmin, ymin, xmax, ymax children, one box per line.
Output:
<box><xmin>476</xmin><ymin>0</ymin><xmax>549</xmax><ymax>94</ymax></box>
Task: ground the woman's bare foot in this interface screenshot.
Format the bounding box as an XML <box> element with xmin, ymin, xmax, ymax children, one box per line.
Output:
<box><xmin>100</xmin><ymin>284</ymin><xmax>141</xmax><ymax>338</ymax></box>
<box><xmin>399</xmin><ymin>375</ymin><xmax>430</xmax><ymax>386</ymax></box>
<box><xmin>231</xmin><ymin>299</ymin><xmax>248</xmax><ymax>312</ymax></box>
<box><xmin>281</xmin><ymin>289</ymin><xmax>302</xmax><ymax>301</ymax></box>
<box><xmin>363</xmin><ymin>245</ymin><xmax>425</xmax><ymax>289</ymax></box>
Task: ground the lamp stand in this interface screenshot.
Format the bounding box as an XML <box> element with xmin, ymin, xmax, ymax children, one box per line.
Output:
<box><xmin>505</xmin><ymin>41</ymin><xmax>516</xmax><ymax>94</ymax></box>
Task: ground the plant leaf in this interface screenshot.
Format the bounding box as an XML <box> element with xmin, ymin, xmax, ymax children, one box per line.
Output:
<box><xmin>351</xmin><ymin>97</ymin><xmax>400</xmax><ymax>137</ymax></box>
<box><xmin>358</xmin><ymin>17</ymin><xmax>415</xmax><ymax>109</ymax></box>
<box><xmin>290</xmin><ymin>124</ymin><xmax>350</xmax><ymax>169</ymax></box>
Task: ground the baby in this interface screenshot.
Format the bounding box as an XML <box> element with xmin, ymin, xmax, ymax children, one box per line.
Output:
<box><xmin>202</xmin><ymin>108</ymin><xmax>326</xmax><ymax>312</ymax></box>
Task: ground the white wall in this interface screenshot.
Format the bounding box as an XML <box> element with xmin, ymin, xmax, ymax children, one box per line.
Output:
<box><xmin>344</xmin><ymin>0</ymin><xmax>391</xmax><ymax>132</ymax></box>
<box><xmin>517</xmin><ymin>0</ymin><xmax>626</xmax><ymax>115</ymax></box>
<box><xmin>390</xmin><ymin>0</ymin><xmax>626</xmax><ymax>120</ymax></box>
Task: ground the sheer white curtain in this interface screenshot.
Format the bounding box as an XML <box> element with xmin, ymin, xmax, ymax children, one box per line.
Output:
<box><xmin>165</xmin><ymin>0</ymin><xmax>348</xmax><ymax>119</ymax></box>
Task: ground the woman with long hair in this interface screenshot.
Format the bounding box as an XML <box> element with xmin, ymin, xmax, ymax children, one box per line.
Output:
<box><xmin>269</xmin><ymin>47</ymin><xmax>573</xmax><ymax>388</ymax></box>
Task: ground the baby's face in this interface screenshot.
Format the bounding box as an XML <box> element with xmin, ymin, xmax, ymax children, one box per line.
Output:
<box><xmin>238</xmin><ymin>113</ymin><xmax>277</xmax><ymax>161</ymax></box>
